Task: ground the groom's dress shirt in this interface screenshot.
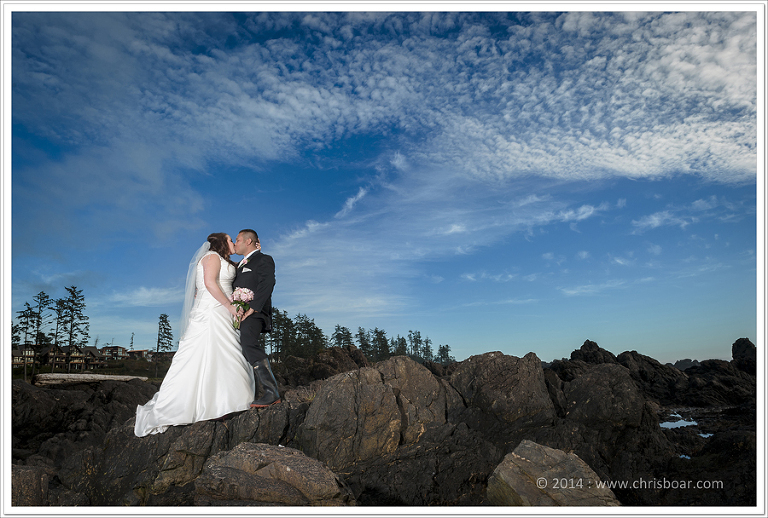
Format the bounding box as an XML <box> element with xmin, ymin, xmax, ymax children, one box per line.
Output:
<box><xmin>239</xmin><ymin>250</ymin><xmax>258</xmax><ymax>267</ymax></box>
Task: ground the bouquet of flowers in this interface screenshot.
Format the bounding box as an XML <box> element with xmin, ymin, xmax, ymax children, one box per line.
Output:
<box><xmin>230</xmin><ymin>287</ymin><xmax>254</xmax><ymax>329</ymax></box>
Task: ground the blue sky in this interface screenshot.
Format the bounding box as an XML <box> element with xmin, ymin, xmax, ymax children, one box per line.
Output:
<box><xmin>6</xmin><ymin>7</ymin><xmax>763</xmax><ymax>364</ymax></box>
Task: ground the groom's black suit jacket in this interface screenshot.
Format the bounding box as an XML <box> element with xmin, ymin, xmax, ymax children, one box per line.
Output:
<box><xmin>233</xmin><ymin>251</ymin><xmax>275</xmax><ymax>334</ymax></box>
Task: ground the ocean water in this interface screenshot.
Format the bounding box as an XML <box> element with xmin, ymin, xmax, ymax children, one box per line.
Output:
<box><xmin>660</xmin><ymin>413</ymin><xmax>698</xmax><ymax>429</ymax></box>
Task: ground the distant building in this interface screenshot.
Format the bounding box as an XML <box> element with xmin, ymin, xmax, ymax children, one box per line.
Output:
<box><xmin>11</xmin><ymin>344</ymin><xmax>35</xmax><ymax>368</ymax></box>
<box><xmin>61</xmin><ymin>345</ymin><xmax>86</xmax><ymax>370</ymax></box>
<box><xmin>81</xmin><ymin>346</ymin><xmax>108</xmax><ymax>370</ymax></box>
<box><xmin>39</xmin><ymin>344</ymin><xmax>67</xmax><ymax>370</ymax></box>
<box><xmin>101</xmin><ymin>346</ymin><xmax>129</xmax><ymax>361</ymax></box>
<box><xmin>128</xmin><ymin>349</ymin><xmax>150</xmax><ymax>360</ymax></box>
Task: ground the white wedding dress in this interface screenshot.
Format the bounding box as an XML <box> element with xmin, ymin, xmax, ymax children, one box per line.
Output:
<box><xmin>135</xmin><ymin>251</ymin><xmax>255</xmax><ymax>437</ymax></box>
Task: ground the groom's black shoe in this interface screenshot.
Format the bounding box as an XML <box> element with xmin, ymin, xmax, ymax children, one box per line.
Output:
<box><xmin>251</xmin><ymin>358</ymin><xmax>281</xmax><ymax>408</ymax></box>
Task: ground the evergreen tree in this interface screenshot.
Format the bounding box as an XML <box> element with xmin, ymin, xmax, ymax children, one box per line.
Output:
<box><xmin>407</xmin><ymin>330</ymin><xmax>423</xmax><ymax>360</ymax></box>
<box><xmin>391</xmin><ymin>335</ymin><xmax>408</xmax><ymax>356</ymax></box>
<box><xmin>16</xmin><ymin>303</ymin><xmax>34</xmax><ymax>345</ymax></box>
<box><xmin>129</xmin><ymin>332</ymin><xmax>135</xmax><ymax>351</ymax></box>
<box><xmin>12</xmin><ymin>323</ymin><xmax>21</xmax><ymax>347</ymax></box>
<box><xmin>422</xmin><ymin>337</ymin><xmax>434</xmax><ymax>363</ymax></box>
<box><xmin>16</xmin><ymin>303</ymin><xmax>35</xmax><ymax>381</ymax></box>
<box><xmin>60</xmin><ymin>286</ymin><xmax>89</xmax><ymax>373</ymax></box>
<box><xmin>262</xmin><ymin>308</ymin><xmax>291</xmax><ymax>361</ymax></box>
<box><xmin>294</xmin><ymin>314</ymin><xmax>326</xmax><ymax>357</ymax></box>
<box><xmin>435</xmin><ymin>344</ymin><xmax>456</xmax><ymax>365</ymax></box>
<box><xmin>371</xmin><ymin>327</ymin><xmax>390</xmax><ymax>362</ymax></box>
<box><xmin>356</xmin><ymin>327</ymin><xmax>374</xmax><ymax>360</ymax></box>
<box><xmin>51</xmin><ymin>298</ymin><xmax>67</xmax><ymax>347</ymax></box>
<box><xmin>30</xmin><ymin>292</ymin><xmax>53</xmax><ymax>378</ymax></box>
<box><xmin>331</xmin><ymin>325</ymin><xmax>354</xmax><ymax>348</ymax></box>
<box><xmin>154</xmin><ymin>313</ymin><xmax>173</xmax><ymax>377</ymax></box>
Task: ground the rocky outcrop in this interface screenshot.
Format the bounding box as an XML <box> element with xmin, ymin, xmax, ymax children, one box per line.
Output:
<box><xmin>731</xmin><ymin>337</ymin><xmax>756</xmax><ymax>376</ymax></box>
<box><xmin>11</xmin><ymin>339</ymin><xmax>756</xmax><ymax>507</ymax></box>
<box><xmin>486</xmin><ymin>440</ymin><xmax>620</xmax><ymax>506</ymax></box>
<box><xmin>12</xmin><ymin>378</ymin><xmax>158</xmax><ymax>469</ymax></box>
<box><xmin>570</xmin><ymin>339</ymin><xmax>618</xmax><ymax>364</ymax></box>
<box><xmin>194</xmin><ymin>443</ymin><xmax>354</xmax><ymax>506</ymax></box>
<box><xmin>448</xmin><ymin>351</ymin><xmax>556</xmax><ymax>448</ymax></box>
<box><xmin>537</xmin><ymin>362</ymin><xmax>674</xmax><ymax>505</ymax></box>
<box><xmin>12</xmin><ymin>466</ymin><xmax>50</xmax><ymax>506</ymax></box>
<box><xmin>276</xmin><ymin>345</ymin><xmax>368</xmax><ymax>388</ymax></box>
<box><xmin>617</xmin><ymin>350</ymin><xmax>690</xmax><ymax>406</ymax></box>
<box><xmin>682</xmin><ymin>359</ymin><xmax>755</xmax><ymax>407</ymax></box>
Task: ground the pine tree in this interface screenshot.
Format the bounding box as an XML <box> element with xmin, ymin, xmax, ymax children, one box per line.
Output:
<box><xmin>371</xmin><ymin>328</ymin><xmax>390</xmax><ymax>362</ymax></box>
<box><xmin>356</xmin><ymin>327</ymin><xmax>373</xmax><ymax>361</ymax></box>
<box><xmin>436</xmin><ymin>344</ymin><xmax>455</xmax><ymax>365</ymax></box>
<box><xmin>407</xmin><ymin>330</ymin><xmax>423</xmax><ymax>360</ymax></box>
<box><xmin>422</xmin><ymin>337</ymin><xmax>434</xmax><ymax>363</ymax></box>
<box><xmin>391</xmin><ymin>335</ymin><xmax>408</xmax><ymax>356</ymax></box>
<box><xmin>60</xmin><ymin>286</ymin><xmax>89</xmax><ymax>373</ymax></box>
<box><xmin>154</xmin><ymin>313</ymin><xmax>174</xmax><ymax>377</ymax></box>
<box><xmin>16</xmin><ymin>303</ymin><xmax>35</xmax><ymax>381</ymax></box>
<box><xmin>30</xmin><ymin>291</ymin><xmax>53</xmax><ymax>378</ymax></box>
<box><xmin>294</xmin><ymin>314</ymin><xmax>326</xmax><ymax>357</ymax></box>
<box><xmin>331</xmin><ymin>325</ymin><xmax>354</xmax><ymax>348</ymax></box>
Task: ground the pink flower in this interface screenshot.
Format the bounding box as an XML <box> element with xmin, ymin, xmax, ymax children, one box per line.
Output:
<box><xmin>229</xmin><ymin>287</ymin><xmax>254</xmax><ymax>329</ymax></box>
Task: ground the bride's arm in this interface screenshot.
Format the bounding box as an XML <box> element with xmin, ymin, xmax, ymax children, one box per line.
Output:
<box><xmin>202</xmin><ymin>254</ymin><xmax>239</xmax><ymax>318</ymax></box>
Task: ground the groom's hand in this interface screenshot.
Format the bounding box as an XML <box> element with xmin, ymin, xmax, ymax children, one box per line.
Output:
<box><xmin>241</xmin><ymin>308</ymin><xmax>255</xmax><ymax>321</ymax></box>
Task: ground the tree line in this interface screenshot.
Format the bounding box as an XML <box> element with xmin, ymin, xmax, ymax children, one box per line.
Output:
<box><xmin>13</xmin><ymin>289</ymin><xmax>455</xmax><ymax>382</ymax></box>
<box><xmin>12</xmin><ymin>287</ymin><xmax>89</xmax><ymax>380</ymax></box>
<box><xmin>260</xmin><ymin>308</ymin><xmax>456</xmax><ymax>366</ymax></box>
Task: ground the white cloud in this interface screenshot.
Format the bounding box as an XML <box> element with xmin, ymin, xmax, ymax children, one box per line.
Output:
<box><xmin>107</xmin><ymin>286</ymin><xmax>185</xmax><ymax>307</ymax></box>
<box><xmin>560</xmin><ymin>279</ymin><xmax>626</xmax><ymax>296</ymax></box>
<box><xmin>335</xmin><ymin>187</ymin><xmax>368</xmax><ymax>218</ymax></box>
<box><xmin>632</xmin><ymin>211</ymin><xmax>692</xmax><ymax>232</ymax></box>
<box><xmin>12</xmin><ymin>11</ymin><xmax>757</xmax><ymax>190</ymax></box>
<box><xmin>576</xmin><ymin>251</ymin><xmax>590</xmax><ymax>260</ymax></box>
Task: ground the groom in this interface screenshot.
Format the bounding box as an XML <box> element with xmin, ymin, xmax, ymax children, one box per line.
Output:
<box><xmin>233</xmin><ymin>229</ymin><xmax>280</xmax><ymax>408</ymax></box>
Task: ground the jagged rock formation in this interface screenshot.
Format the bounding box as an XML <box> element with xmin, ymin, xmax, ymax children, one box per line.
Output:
<box><xmin>486</xmin><ymin>440</ymin><xmax>620</xmax><ymax>506</ymax></box>
<box><xmin>12</xmin><ymin>338</ymin><xmax>757</xmax><ymax>507</ymax></box>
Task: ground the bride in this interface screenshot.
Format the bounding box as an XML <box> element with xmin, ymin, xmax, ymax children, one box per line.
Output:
<box><xmin>135</xmin><ymin>233</ymin><xmax>257</xmax><ymax>437</ymax></box>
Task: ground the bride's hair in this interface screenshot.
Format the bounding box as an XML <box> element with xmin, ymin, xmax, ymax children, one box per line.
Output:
<box><xmin>207</xmin><ymin>233</ymin><xmax>237</xmax><ymax>267</ymax></box>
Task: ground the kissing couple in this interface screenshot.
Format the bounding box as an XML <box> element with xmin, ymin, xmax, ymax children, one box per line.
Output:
<box><xmin>135</xmin><ymin>229</ymin><xmax>279</xmax><ymax>437</ymax></box>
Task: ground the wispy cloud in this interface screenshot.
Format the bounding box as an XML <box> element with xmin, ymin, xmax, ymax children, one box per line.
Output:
<box><xmin>560</xmin><ymin>279</ymin><xmax>626</xmax><ymax>296</ymax></box>
<box><xmin>632</xmin><ymin>210</ymin><xmax>693</xmax><ymax>232</ymax></box>
<box><xmin>107</xmin><ymin>287</ymin><xmax>185</xmax><ymax>307</ymax></box>
<box><xmin>335</xmin><ymin>187</ymin><xmax>368</xmax><ymax>218</ymax></box>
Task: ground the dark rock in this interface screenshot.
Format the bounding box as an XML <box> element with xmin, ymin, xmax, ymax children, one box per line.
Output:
<box><xmin>570</xmin><ymin>339</ymin><xmax>618</xmax><ymax>364</ymax></box>
<box><xmin>11</xmin><ymin>340</ymin><xmax>756</xmax><ymax>507</ymax></box>
<box><xmin>296</xmin><ymin>356</ymin><xmax>456</xmax><ymax>471</ymax></box>
<box><xmin>448</xmin><ymin>352</ymin><xmax>556</xmax><ymax>448</ymax></box>
<box><xmin>195</xmin><ymin>443</ymin><xmax>355</xmax><ymax>506</ymax></box>
<box><xmin>671</xmin><ymin>359</ymin><xmax>700</xmax><ymax>371</ymax></box>
<box><xmin>731</xmin><ymin>337</ymin><xmax>756</xmax><ymax>375</ymax></box>
<box><xmin>342</xmin><ymin>421</ymin><xmax>502</xmax><ymax>505</ymax></box>
<box><xmin>543</xmin><ymin>368</ymin><xmax>567</xmax><ymax>418</ymax></box>
<box><xmin>532</xmin><ymin>362</ymin><xmax>677</xmax><ymax>505</ymax></box>
<box><xmin>11</xmin><ymin>465</ymin><xmax>49</xmax><ymax>506</ymax></box>
<box><xmin>682</xmin><ymin>360</ymin><xmax>755</xmax><ymax>407</ymax></box>
<box><xmin>486</xmin><ymin>440</ymin><xmax>620</xmax><ymax>506</ymax></box>
<box><xmin>659</xmin><ymin>430</ymin><xmax>756</xmax><ymax>506</ymax></box>
<box><xmin>547</xmin><ymin>358</ymin><xmax>592</xmax><ymax>383</ymax></box>
<box><xmin>12</xmin><ymin>378</ymin><xmax>158</xmax><ymax>469</ymax></box>
<box><xmin>616</xmin><ymin>350</ymin><xmax>689</xmax><ymax>406</ymax></box>
<box><xmin>276</xmin><ymin>345</ymin><xmax>368</xmax><ymax>388</ymax></box>
<box><xmin>421</xmin><ymin>360</ymin><xmax>445</xmax><ymax>377</ymax></box>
